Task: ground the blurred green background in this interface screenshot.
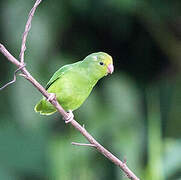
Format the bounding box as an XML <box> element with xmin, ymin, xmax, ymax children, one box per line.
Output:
<box><xmin>0</xmin><ymin>0</ymin><xmax>181</xmax><ymax>179</ymax></box>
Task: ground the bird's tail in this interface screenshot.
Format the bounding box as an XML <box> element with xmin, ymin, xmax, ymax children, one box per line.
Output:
<box><xmin>34</xmin><ymin>98</ymin><xmax>57</xmax><ymax>115</ymax></box>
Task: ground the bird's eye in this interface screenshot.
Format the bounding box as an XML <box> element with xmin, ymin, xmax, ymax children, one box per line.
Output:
<box><xmin>99</xmin><ymin>62</ymin><xmax>104</xmax><ymax>66</ymax></box>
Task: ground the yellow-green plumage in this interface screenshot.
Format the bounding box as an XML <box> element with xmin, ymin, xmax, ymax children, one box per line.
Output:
<box><xmin>34</xmin><ymin>52</ymin><xmax>114</xmax><ymax>115</ymax></box>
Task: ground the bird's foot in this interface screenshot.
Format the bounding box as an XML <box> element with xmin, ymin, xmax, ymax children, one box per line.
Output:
<box><xmin>64</xmin><ymin>110</ymin><xmax>74</xmax><ymax>123</ymax></box>
<box><xmin>47</xmin><ymin>93</ymin><xmax>56</xmax><ymax>102</ymax></box>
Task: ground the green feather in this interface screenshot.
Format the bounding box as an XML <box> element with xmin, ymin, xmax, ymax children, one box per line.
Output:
<box><xmin>34</xmin><ymin>52</ymin><xmax>113</xmax><ymax>115</ymax></box>
<box><xmin>45</xmin><ymin>62</ymin><xmax>81</xmax><ymax>90</ymax></box>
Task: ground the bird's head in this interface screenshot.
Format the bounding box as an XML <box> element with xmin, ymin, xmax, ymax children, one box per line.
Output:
<box><xmin>84</xmin><ymin>52</ymin><xmax>114</xmax><ymax>77</ymax></box>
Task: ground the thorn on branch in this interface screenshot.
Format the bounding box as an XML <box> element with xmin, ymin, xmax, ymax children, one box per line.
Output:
<box><xmin>0</xmin><ymin>63</ymin><xmax>26</xmax><ymax>90</ymax></box>
<box><xmin>123</xmin><ymin>157</ymin><xmax>127</xmax><ymax>165</ymax></box>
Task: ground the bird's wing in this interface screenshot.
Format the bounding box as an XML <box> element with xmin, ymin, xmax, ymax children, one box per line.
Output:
<box><xmin>45</xmin><ymin>62</ymin><xmax>81</xmax><ymax>90</ymax></box>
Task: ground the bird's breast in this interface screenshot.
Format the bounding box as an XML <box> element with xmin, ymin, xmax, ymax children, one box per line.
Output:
<box><xmin>54</xmin><ymin>71</ymin><xmax>97</xmax><ymax>111</ymax></box>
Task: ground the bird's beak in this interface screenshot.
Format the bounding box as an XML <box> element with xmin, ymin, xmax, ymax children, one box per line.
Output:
<box><xmin>107</xmin><ymin>64</ymin><xmax>114</xmax><ymax>74</ymax></box>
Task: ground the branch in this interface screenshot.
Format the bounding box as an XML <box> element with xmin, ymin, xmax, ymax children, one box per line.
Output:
<box><xmin>71</xmin><ymin>142</ymin><xmax>96</xmax><ymax>147</ymax></box>
<box><xmin>19</xmin><ymin>0</ymin><xmax>42</xmax><ymax>63</ymax></box>
<box><xmin>0</xmin><ymin>1</ymin><xmax>140</xmax><ymax>180</ymax></box>
<box><xmin>0</xmin><ymin>64</ymin><xmax>26</xmax><ymax>91</ymax></box>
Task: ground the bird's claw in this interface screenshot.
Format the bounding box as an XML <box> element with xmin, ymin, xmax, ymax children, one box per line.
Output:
<box><xmin>64</xmin><ymin>110</ymin><xmax>74</xmax><ymax>123</ymax></box>
<box><xmin>47</xmin><ymin>93</ymin><xmax>56</xmax><ymax>102</ymax></box>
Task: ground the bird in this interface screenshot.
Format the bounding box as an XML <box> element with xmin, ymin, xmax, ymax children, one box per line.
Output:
<box><xmin>34</xmin><ymin>52</ymin><xmax>114</xmax><ymax>123</ymax></box>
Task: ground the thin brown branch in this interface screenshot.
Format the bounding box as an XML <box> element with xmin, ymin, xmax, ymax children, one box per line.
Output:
<box><xmin>0</xmin><ymin>44</ymin><xmax>21</xmax><ymax>66</ymax></box>
<box><xmin>19</xmin><ymin>0</ymin><xmax>42</xmax><ymax>63</ymax></box>
<box><xmin>71</xmin><ymin>142</ymin><xmax>96</xmax><ymax>147</ymax></box>
<box><xmin>0</xmin><ymin>43</ymin><xmax>140</xmax><ymax>180</ymax></box>
<box><xmin>0</xmin><ymin>1</ymin><xmax>140</xmax><ymax>180</ymax></box>
<box><xmin>0</xmin><ymin>64</ymin><xmax>26</xmax><ymax>90</ymax></box>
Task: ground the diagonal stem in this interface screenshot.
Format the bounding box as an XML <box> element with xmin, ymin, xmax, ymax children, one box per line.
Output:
<box><xmin>0</xmin><ymin>43</ymin><xmax>140</xmax><ymax>180</ymax></box>
<box><xmin>19</xmin><ymin>0</ymin><xmax>42</xmax><ymax>63</ymax></box>
<box><xmin>0</xmin><ymin>1</ymin><xmax>140</xmax><ymax>179</ymax></box>
<box><xmin>71</xmin><ymin>142</ymin><xmax>96</xmax><ymax>147</ymax></box>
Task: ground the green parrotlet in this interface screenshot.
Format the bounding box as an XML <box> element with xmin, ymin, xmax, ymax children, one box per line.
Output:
<box><xmin>34</xmin><ymin>52</ymin><xmax>114</xmax><ymax>121</ymax></box>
